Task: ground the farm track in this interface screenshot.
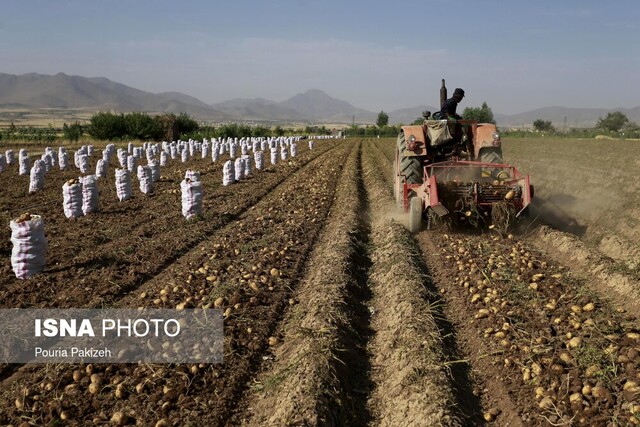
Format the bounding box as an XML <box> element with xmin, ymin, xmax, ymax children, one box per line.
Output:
<box><xmin>0</xmin><ymin>139</ymin><xmax>353</xmax><ymax>425</ymax></box>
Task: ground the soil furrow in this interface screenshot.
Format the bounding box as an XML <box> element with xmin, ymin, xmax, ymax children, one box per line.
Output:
<box><xmin>361</xmin><ymin>140</ymin><xmax>465</xmax><ymax>426</ymax></box>
<box><xmin>236</xmin><ymin>139</ymin><xmax>374</xmax><ymax>426</ymax></box>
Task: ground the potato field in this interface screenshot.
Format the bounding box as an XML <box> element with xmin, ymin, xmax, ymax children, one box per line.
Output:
<box><xmin>0</xmin><ymin>136</ymin><xmax>639</xmax><ymax>426</ymax></box>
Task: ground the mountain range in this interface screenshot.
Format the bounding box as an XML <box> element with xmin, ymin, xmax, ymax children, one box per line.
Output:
<box><xmin>1</xmin><ymin>72</ymin><xmax>639</xmax><ymax>128</ymax></box>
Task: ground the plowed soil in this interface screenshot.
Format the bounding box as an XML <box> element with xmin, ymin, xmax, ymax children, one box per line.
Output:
<box><xmin>0</xmin><ymin>137</ymin><xmax>638</xmax><ymax>426</ymax></box>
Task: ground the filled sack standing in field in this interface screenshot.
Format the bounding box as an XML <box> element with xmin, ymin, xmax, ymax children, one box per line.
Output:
<box><xmin>62</xmin><ymin>179</ymin><xmax>84</xmax><ymax>219</ymax></box>
<box><xmin>137</xmin><ymin>165</ymin><xmax>154</xmax><ymax>195</ymax></box>
<box><xmin>181</xmin><ymin>148</ymin><xmax>189</xmax><ymax>163</ymax></box>
<box><xmin>234</xmin><ymin>157</ymin><xmax>245</xmax><ymax>181</ymax></box>
<box><xmin>181</xmin><ymin>178</ymin><xmax>203</xmax><ymax>220</ymax></box>
<box><xmin>290</xmin><ymin>143</ymin><xmax>297</xmax><ymax>158</ymax></box>
<box><xmin>242</xmin><ymin>154</ymin><xmax>252</xmax><ymax>176</ymax></box>
<box><xmin>10</xmin><ymin>213</ymin><xmax>47</xmax><ymax>279</ymax></box>
<box><xmin>29</xmin><ymin>160</ymin><xmax>46</xmax><ymax>193</ymax></box>
<box><xmin>170</xmin><ymin>145</ymin><xmax>177</xmax><ymax>160</ymax></box>
<box><xmin>87</xmin><ymin>145</ymin><xmax>94</xmax><ymax>157</ymax></box>
<box><xmin>41</xmin><ymin>154</ymin><xmax>52</xmax><ymax>172</ymax></box>
<box><xmin>280</xmin><ymin>145</ymin><xmax>288</xmax><ymax>161</ymax></box>
<box><xmin>127</xmin><ymin>155</ymin><xmax>137</xmax><ymax>173</ymax></box>
<box><xmin>0</xmin><ymin>154</ymin><xmax>5</xmax><ymax>173</ymax></box>
<box><xmin>80</xmin><ymin>175</ymin><xmax>100</xmax><ymax>215</ymax></box>
<box><xmin>270</xmin><ymin>149</ymin><xmax>278</xmax><ymax>166</ymax></box>
<box><xmin>309</xmin><ymin>140</ymin><xmax>314</xmax><ymax>150</ymax></box>
<box><xmin>95</xmin><ymin>158</ymin><xmax>107</xmax><ymax>179</ymax></box>
<box><xmin>202</xmin><ymin>143</ymin><xmax>210</xmax><ymax>159</ymax></box>
<box><xmin>149</xmin><ymin>160</ymin><xmax>160</xmax><ymax>182</ymax></box>
<box><xmin>229</xmin><ymin>143</ymin><xmax>237</xmax><ymax>159</ymax></box>
<box><xmin>222</xmin><ymin>160</ymin><xmax>235</xmax><ymax>186</ymax></box>
<box><xmin>160</xmin><ymin>151</ymin><xmax>168</xmax><ymax>167</ymax></box>
<box><xmin>117</xmin><ymin>149</ymin><xmax>128</xmax><ymax>168</ymax></box>
<box><xmin>5</xmin><ymin>149</ymin><xmax>15</xmax><ymax>165</ymax></box>
<box><xmin>128</xmin><ymin>142</ymin><xmax>134</xmax><ymax>154</ymax></box>
<box><xmin>58</xmin><ymin>150</ymin><xmax>69</xmax><ymax>170</ymax></box>
<box><xmin>77</xmin><ymin>154</ymin><xmax>90</xmax><ymax>174</ymax></box>
<box><xmin>19</xmin><ymin>150</ymin><xmax>30</xmax><ymax>175</ymax></box>
<box><xmin>184</xmin><ymin>170</ymin><xmax>200</xmax><ymax>182</ymax></box>
<box><xmin>212</xmin><ymin>147</ymin><xmax>220</xmax><ymax>163</ymax></box>
<box><xmin>254</xmin><ymin>150</ymin><xmax>265</xmax><ymax>171</ymax></box>
<box><xmin>115</xmin><ymin>168</ymin><xmax>132</xmax><ymax>201</ymax></box>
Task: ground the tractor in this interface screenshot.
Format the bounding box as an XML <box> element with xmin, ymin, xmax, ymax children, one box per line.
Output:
<box><xmin>395</xmin><ymin>80</ymin><xmax>533</xmax><ymax>232</ymax></box>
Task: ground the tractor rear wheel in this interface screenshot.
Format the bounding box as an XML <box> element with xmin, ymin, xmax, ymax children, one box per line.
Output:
<box><xmin>396</xmin><ymin>132</ymin><xmax>423</xmax><ymax>184</ymax></box>
<box><xmin>408</xmin><ymin>196</ymin><xmax>423</xmax><ymax>233</ymax></box>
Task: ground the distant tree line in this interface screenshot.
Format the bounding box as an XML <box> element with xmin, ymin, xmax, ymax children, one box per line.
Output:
<box><xmin>86</xmin><ymin>112</ymin><xmax>199</xmax><ymax>141</ymax></box>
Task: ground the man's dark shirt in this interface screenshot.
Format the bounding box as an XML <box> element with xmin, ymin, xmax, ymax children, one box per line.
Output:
<box><xmin>439</xmin><ymin>97</ymin><xmax>460</xmax><ymax>118</ymax></box>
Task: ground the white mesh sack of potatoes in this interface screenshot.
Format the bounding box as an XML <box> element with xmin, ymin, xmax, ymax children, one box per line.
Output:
<box><xmin>160</xmin><ymin>151</ymin><xmax>168</xmax><ymax>167</ymax></box>
<box><xmin>270</xmin><ymin>149</ymin><xmax>278</xmax><ymax>166</ymax></box>
<box><xmin>149</xmin><ymin>160</ymin><xmax>160</xmax><ymax>182</ymax></box>
<box><xmin>80</xmin><ymin>175</ymin><xmax>100</xmax><ymax>215</ymax></box>
<box><xmin>181</xmin><ymin>178</ymin><xmax>203</xmax><ymax>220</ymax></box>
<box><xmin>117</xmin><ymin>149</ymin><xmax>128</xmax><ymax>168</ymax></box>
<box><xmin>5</xmin><ymin>149</ymin><xmax>15</xmax><ymax>165</ymax></box>
<box><xmin>229</xmin><ymin>143</ymin><xmax>238</xmax><ymax>159</ymax></box>
<box><xmin>19</xmin><ymin>149</ymin><xmax>30</xmax><ymax>175</ymax></box>
<box><xmin>29</xmin><ymin>160</ymin><xmax>46</xmax><ymax>193</ymax></box>
<box><xmin>137</xmin><ymin>165</ymin><xmax>154</xmax><ymax>195</ymax></box>
<box><xmin>254</xmin><ymin>150</ymin><xmax>264</xmax><ymax>171</ymax></box>
<box><xmin>58</xmin><ymin>149</ymin><xmax>69</xmax><ymax>170</ymax></box>
<box><xmin>181</xmin><ymin>148</ymin><xmax>189</xmax><ymax>163</ymax></box>
<box><xmin>223</xmin><ymin>160</ymin><xmax>235</xmax><ymax>186</ymax></box>
<box><xmin>95</xmin><ymin>158</ymin><xmax>107</xmax><ymax>179</ymax></box>
<box><xmin>0</xmin><ymin>154</ymin><xmax>5</xmax><ymax>173</ymax></box>
<box><xmin>62</xmin><ymin>179</ymin><xmax>84</xmax><ymax>219</ymax></box>
<box><xmin>40</xmin><ymin>154</ymin><xmax>52</xmax><ymax>172</ymax></box>
<box><xmin>234</xmin><ymin>157</ymin><xmax>245</xmax><ymax>181</ymax></box>
<box><xmin>280</xmin><ymin>145</ymin><xmax>288</xmax><ymax>161</ymax></box>
<box><xmin>78</xmin><ymin>154</ymin><xmax>90</xmax><ymax>174</ymax></box>
<box><xmin>202</xmin><ymin>142</ymin><xmax>210</xmax><ymax>159</ymax></box>
<box><xmin>290</xmin><ymin>142</ymin><xmax>297</xmax><ymax>157</ymax></box>
<box><xmin>10</xmin><ymin>213</ymin><xmax>47</xmax><ymax>279</ymax></box>
<box><xmin>115</xmin><ymin>168</ymin><xmax>132</xmax><ymax>201</ymax></box>
<box><xmin>127</xmin><ymin>155</ymin><xmax>137</xmax><ymax>173</ymax></box>
<box><xmin>242</xmin><ymin>154</ymin><xmax>252</xmax><ymax>177</ymax></box>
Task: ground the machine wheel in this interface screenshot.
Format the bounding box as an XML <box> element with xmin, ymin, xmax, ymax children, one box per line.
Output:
<box><xmin>396</xmin><ymin>132</ymin><xmax>423</xmax><ymax>184</ymax></box>
<box><xmin>408</xmin><ymin>196</ymin><xmax>423</xmax><ymax>233</ymax></box>
<box><xmin>478</xmin><ymin>147</ymin><xmax>504</xmax><ymax>164</ymax></box>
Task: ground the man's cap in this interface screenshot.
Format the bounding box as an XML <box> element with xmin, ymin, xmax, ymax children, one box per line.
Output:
<box><xmin>454</xmin><ymin>88</ymin><xmax>465</xmax><ymax>97</ymax></box>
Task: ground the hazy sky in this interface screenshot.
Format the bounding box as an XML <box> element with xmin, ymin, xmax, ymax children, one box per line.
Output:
<box><xmin>2</xmin><ymin>0</ymin><xmax>639</xmax><ymax>114</ymax></box>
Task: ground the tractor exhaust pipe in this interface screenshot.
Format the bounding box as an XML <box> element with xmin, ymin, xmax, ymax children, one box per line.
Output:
<box><xmin>440</xmin><ymin>79</ymin><xmax>447</xmax><ymax>108</ymax></box>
